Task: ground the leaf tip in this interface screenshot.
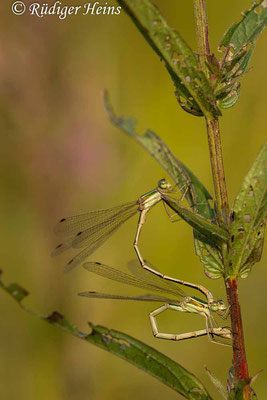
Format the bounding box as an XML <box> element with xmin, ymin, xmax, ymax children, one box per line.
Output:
<box><xmin>103</xmin><ymin>88</ymin><xmax>116</xmax><ymax>123</ymax></box>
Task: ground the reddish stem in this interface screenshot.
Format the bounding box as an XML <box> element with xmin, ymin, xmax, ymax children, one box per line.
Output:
<box><xmin>226</xmin><ymin>279</ymin><xmax>250</xmax><ymax>394</ymax></box>
<box><xmin>193</xmin><ymin>1</ymin><xmax>251</xmax><ymax>397</ymax></box>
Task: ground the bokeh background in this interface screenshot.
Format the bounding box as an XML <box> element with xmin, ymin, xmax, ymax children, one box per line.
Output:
<box><xmin>0</xmin><ymin>1</ymin><xmax>266</xmax><ymax>399</ymax></box>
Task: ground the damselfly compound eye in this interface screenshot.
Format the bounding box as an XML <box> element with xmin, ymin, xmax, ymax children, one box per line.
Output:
<box><xmin>158</xmin><ymin>179</ymin><xmax>172</xmax><ymax>190</ymax></box>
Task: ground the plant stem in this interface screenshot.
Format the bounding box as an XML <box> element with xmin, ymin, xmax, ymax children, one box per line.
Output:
<box><xmin>194</xmin><ymin>0</ymin><xmax>229</xmax><ymax>224</ymax></box>
<box><xmin>205</xmin><ymin>117</ymin><xmax>229</xmax><ymax>225</ymax></box>
<box><xmin>193</xmin><ymin>1</ymin><xmax>250</xmax><ymax>397</ymax></box>
<box><xmin>225</xmin><ymin>279</ymin><xmax>249</xmax><ymax>381</ymax></box>
<box><xmin>193</xmin><ymin>0</ymin><xmax>210</xmax><ymax>76</ymax></box>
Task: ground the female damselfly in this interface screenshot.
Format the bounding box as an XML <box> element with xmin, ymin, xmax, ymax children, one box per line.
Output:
<box><xmin>79</xmin><ymin>260</ymin><xmax>231</xmax><ymax>345</ymax></box>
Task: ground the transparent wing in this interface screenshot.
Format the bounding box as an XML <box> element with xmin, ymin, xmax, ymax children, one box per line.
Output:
<box><xmin>127</xmin><ymin>260</ymin><xmax>187</xmax><ymax>298</ymax></box>
<box><xmin>78</xmin><ymin>291</ymin><xmax>177</xmax><ymax>303</ymax></box>
<box><xmin>52</xmin><ymin>214</ymin><xmax>138</xmax><ymax>258</ymax></box>
<box><xmin>52</xmin><ymin>202</ymin><xmax>138</xmax><ymax>271</ymax></box>
<box><xmin>83</xmin><ymin>262</ymin><xmax>183</xmax><ymax>298</ymax></box>
<box><xmin>51</xmin><ymin>237</ymin><xmax>74</xmax><ymax>256</ymax></box>
<box><xmin>54</xmin><ymin>202</ymin><xmax>138</xmax><ymax>237</ymax></box>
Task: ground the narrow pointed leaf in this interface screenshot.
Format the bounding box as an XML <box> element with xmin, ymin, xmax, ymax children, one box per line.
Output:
<box><xmin>88</xmin><ymin>325</ymin><xmax>213</xmax><ymax>400</ymax></box>
<box><xmin>117</xmin><ymin>0</ymin><xmax>220</xmax><ymax>118</ymax></box>
<box><xmin>228</xmin><ymin>142</ymin><xmax>267</xmax><ymax>278</ymax></box>
<box><xmin>162</xmin><ymin>195</ymin><xmax>229</xmax><ymax>245</ymax></box>
<box><xmin>0</xmin><ymin>273</ymin><xmax>213</xmax><ymax>400</ymax></box>
<box><xmin>205</xmin><ymin>366</ymin><xmax>228</xmax><ymax>400</ymax></box>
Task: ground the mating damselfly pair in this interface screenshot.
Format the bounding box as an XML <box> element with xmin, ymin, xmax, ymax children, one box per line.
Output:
<box><xmin>53</xmin><ymin>179</ymin><xmax>231</xmax><ymax>345</ymax></box>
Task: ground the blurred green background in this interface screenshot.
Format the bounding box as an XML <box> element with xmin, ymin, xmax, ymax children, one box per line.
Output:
<box><xmin>0</xmin><ymin>1</ymin><xmax>266</xmax><ymax>399</ymax></box>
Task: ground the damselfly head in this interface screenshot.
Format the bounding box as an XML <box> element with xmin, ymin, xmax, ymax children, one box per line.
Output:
<box><xmin>210</xmin><ymin>299</ymin><xmax>227</xmax><ymax>312</ymax></box>
<box><xmin>158</xmin><ymin>178</ymin><xmax>172</xmax><ymax>191</ymax></box>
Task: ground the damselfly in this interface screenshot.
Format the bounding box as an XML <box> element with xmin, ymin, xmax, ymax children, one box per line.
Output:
<box><xmin>79</xmin><ymin>260</ymin><xmax>231</xmax><ymax>345</ymax></box>
<box><xmin>53</xmin><ymin>179</ymin><xmax>186</xmax><ymax>272</ymax></box>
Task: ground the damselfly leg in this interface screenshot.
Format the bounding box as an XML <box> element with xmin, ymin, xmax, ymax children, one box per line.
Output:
<box><xmin>149</xmin><ymin>304</ymin><xmax>231</xmax><ymax>344</ymax></box>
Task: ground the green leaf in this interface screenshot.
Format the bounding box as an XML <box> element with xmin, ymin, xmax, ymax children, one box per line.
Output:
<box><xmin>0</xmin><ymin>273</ymin><xmax>213</xmax><ymax>400</ymax></box>
<box><xmin>238</xmin><ymin>220</ymin><xmax>266</xmax><ymax>278</ymax></box>
<box><xmin>117</xmin><ymin>0</ymin><xmax>220</xmax><ymax>118</ymax></box>
<box><xmin>86</xmin><ymin>325</ymin><xmax>212</xmax><ymax>400</ymax></box>
<box><xmin>228</xmin><ymin>142</ymin><xmax>267</xmax><ymax>278</ymax></box>
<box><xmin>166</xmin><ymin>64</ymin><xmax>203</xmax><ymax>117</ymax></box>
<box><xmin>104</xmin><ymin>90</ymin><xmax>213</xmax><ymax>218</ymax></box>
<box><xmin>219</xmin><ymin>1</ymin><xmax>267</xmax><ymax>54</ymax></box>
<box><xmin>194</xmin><ymin>236</ymin><xmax>224</xmax><ymax>279</ymax></box>
<box><xmin>217</xmin><ymin>82</ymin><xmax>241</xmax><ymax>110</ymax></box>
<box><xmin>219</xmin><ymin>23</ymin><xmax>239</xmax><ymax>49</ymax></box>
<box><xmin>162</xmin><ymin>195</ymin><xmax>229</xmax><ymax>245</ymax></box>
<box><xmin>217</xmin><ymin>1</ymin><xmax>267</xmax><ymax>110</ymax></box>
<box><xmin>205</xmin><ymin>366</ymin><xmax>228</xmax><ymax>400</ymax></box>
<box><xmin>228</xmin><ymin>381</ymin><xmax>251</xmax><ymax>400</ymax></box>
